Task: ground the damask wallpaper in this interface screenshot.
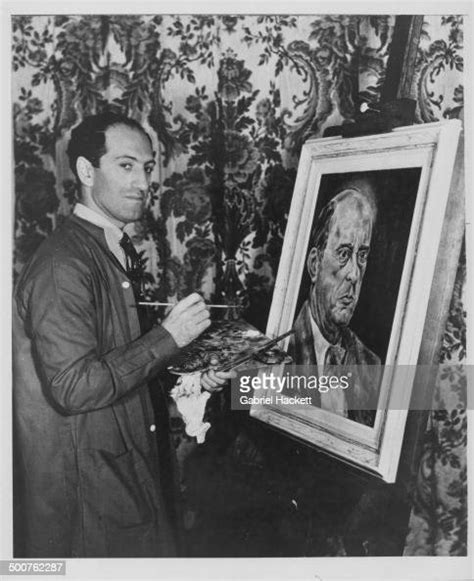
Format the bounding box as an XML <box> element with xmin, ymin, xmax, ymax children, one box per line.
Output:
<box><xmin>13</xmin><ymin>14</ymin><xmax>398</xmax><ymax>313</ymax></box>
<box><xmin>12</xmin><ymin>14</ymin><xmax>465</xmax><ymax>555</ymax></box>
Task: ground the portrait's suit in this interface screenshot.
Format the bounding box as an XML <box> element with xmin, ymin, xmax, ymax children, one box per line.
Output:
<box><xmin>13</xmin><ymin>215</ymin><xmax>180</xmax><ymax>558</ymax></box>
<box><xmin>288</xmin><ymin>301</ymin><xmax>381</xmax><ymax>425</ymax></box>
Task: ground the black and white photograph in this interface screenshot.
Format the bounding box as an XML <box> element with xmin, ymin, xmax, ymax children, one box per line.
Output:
<box><xmin>2</xmin><ymin>4</ymin><xmax>471</xmax><ymax>580</ymax></box>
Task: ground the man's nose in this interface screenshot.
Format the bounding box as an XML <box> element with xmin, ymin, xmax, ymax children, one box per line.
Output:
<box><xmin>345</xmin><ymin>255</ymin><xmax>361</xmax><ymax>283</ymax></box>
<box><xmin>133</xmin><ymin>167</ymin><xmax>150</xmax><ymax>192</ymax></box>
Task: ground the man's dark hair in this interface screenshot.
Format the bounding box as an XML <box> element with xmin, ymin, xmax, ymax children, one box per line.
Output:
<box><xmin>310</xmin><ymin>182</ymin><xmax>377</xmax><ymax>253</ymax></box>
<box><xmin>66</xmin><ymin>111</ymin><xmax>152</xmax><ymax>181</ymax></box>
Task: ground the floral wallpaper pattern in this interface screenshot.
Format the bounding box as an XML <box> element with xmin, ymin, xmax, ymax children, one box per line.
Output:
<box><xmin>12</xmin><ymin>14</ymin><xmax>397</xmax><ymax>324</ymax></box>
<box><xmin>12</xmin><ymin>14</ymin><xmax>465</xmax><ymax>555</ymax></box>
<box><xmin>403</xmin><ymin>251</ymin><xmax>467</xmax><ymax>556</ymax></box>
<box><xmin>402</xmin><ymin>15</ymin><xmax>466</xmax><ymax>556</ymax></box>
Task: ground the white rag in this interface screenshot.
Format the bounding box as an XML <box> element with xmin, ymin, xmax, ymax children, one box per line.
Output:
<box><xmin>170</xmin><ymin>373</ymin><xmax>211</xmax><ymax>444</ymax></box>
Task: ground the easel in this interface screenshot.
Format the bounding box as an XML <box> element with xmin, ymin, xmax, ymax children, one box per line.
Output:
<box><xmin>244</xmin><ymin>15</ymin><xmax>465</xmax><ymax>556</ymax></box>
<box><xmin>184</xmin><ymin>16</ymin><xmax>466</xmax><ymax>557</ymax></box>
<box><xmin>314</xmin><ymin>15</ymin><xmax>466</xmax><ymax>554</ymax></box>
<box><xmin>323</xmin><ymin>16</ymin><xmax>423</xmax><ymax>139</ymax></box>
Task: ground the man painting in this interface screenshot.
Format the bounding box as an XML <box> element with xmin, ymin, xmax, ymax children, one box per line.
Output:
<box><xmin>288</xmin><ymin>184</ymin><xmax>381</xmax><ymax>425</ymax></box>
<box><xmin>12</xmin><ymin>112</ymin><xmax>232</xmax><ymax>558</ymax></box>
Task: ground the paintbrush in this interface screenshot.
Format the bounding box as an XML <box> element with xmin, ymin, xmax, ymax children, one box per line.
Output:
<box><xmin>138</xmin><ymin>302</ymin><xmax>239</xmax><ymax>309</ymax></box>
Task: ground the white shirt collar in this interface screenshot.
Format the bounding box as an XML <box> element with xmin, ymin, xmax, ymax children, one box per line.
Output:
<box><xmin>309</xmin><ymin>313</ymin><xmax>332</xmax><ymax>368</ymax></box>
<box><xmin>73</xmin><ymin>203</ymin><xmax>123</xmax><ymax>239</ymax></box>
<box><xmin>73</xmin><ymin>203</ymin><xmax>126</xmax><ymax>268</ymax></box>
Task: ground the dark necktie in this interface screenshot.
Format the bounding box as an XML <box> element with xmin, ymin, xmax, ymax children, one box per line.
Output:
<box><xmin>322</xmin><ymin>344</ymin><xmax>347</xmax><ymax>416</ymax></box>
<box><xmin>323</xmin><ymin>344</ymin><xmax>345</xmax><ymax>373</ymax></box>
<box><xmin>119</xmin><ymin>233</ymin><xmax>150</xmax><ymax>331</ymax></box>
<box><xmin>119</xmin><ymin>233</ymin><xmax>141</xmax><ymax>277</ymax></box>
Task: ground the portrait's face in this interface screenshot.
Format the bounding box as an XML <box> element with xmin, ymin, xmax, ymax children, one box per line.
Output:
<box><xmin>308</xmin><ymin>193</ymin><xmax>373</xmax><ymax>340</ymax></box>
<box><xmin>89</xmin><ymin>124</ymin><xmax>155</xmax><ymax>228</ymax></box>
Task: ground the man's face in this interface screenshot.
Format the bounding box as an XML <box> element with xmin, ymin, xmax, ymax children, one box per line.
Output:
<box><xmin>309</xmin><ymin>194</ymin><xmax>373</xmax><ymax>339</ymax></box>
<box><xmin>89</xmin><ymin>124</ymin><xmax>155</xmax><ymax>228</ymax></box>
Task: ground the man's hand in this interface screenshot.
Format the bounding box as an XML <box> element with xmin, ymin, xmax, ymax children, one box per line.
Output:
<box><xmin>200</xmin><ymin>356</ymin><xmax>236</xmax><ymax>393</ymax></box>
<box><xmin>162</xmin><ymin>293</ymin><xmax>210</xmax><ymax>348</ymax></box>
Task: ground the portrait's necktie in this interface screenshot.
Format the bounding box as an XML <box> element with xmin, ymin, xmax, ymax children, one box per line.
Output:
<box><xmin>322</xmin><ymin>344</ymin><xmax>348</xmax><ymax>417</ymax></box>
<box><xmin>323</xmin><ymin>344</ymin><xmax>345</xmax><ymax>371</ymax></box>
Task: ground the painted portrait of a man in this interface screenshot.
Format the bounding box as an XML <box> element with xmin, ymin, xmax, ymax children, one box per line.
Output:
<box><xmin>288</xmin><ymin>169</ymin><xmax>421</xmax><ymax>426</ymax></box>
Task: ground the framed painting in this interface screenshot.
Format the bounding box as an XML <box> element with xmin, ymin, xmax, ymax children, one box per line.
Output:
<box><xmin>250</xmin><ymin>120</ymin><xmax>462</xmax><ymax>483</ymax></box>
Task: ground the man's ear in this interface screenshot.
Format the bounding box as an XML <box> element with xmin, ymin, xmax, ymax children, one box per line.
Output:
<box><xmin>307</xmin><ymin>247</ymin><xmax>320</xmax><ymax>283</ymax></box>
<box><xmin>76</xmin><ymin>156</ymin><xmax>94</xmax><ymax>188</ymax></box>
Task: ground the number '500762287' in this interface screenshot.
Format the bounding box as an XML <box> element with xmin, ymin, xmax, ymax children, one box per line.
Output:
<box><xmin>7</xmin><ymin>561</ymin><xmax>64</xmax><ymax>573</ymax></box>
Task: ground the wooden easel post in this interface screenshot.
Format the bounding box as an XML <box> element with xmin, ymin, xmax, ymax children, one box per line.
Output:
<box><xmin>381</xmin><ymin>15</ymin><xmax>424</xmax><ymax>101</ymax></box>
<box><xmin>324</xmin><ymin>16</ymin><xmax>424</xmax><ymax>139</ymax></box>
